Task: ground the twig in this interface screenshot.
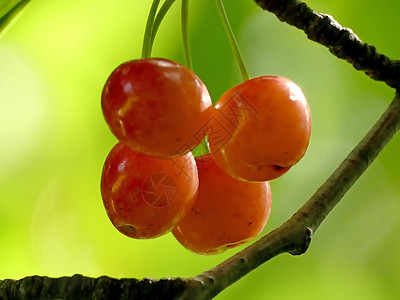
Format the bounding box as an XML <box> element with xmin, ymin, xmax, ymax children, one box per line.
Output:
<box><xmin>0</xmin><ymin>275</ymin><xmax>187</xmax><ymax>300</ymax></box>
<box><xmin>3</xmin><ymin>94</ymin><xmax>399</xmax><ymax>299</ymax></box>
<box><xmin>179</xmin><ymin>92</ymin><xmax>400</xmax><ymax>299</ymax></box>
<box><xmin>254</xmin><ymin>0</ymin><xmax>400</xmax><ymax>89</ymax></box>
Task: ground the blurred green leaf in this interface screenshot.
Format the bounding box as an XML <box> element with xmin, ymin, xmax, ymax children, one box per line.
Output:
<box><xmin>0</xmin><ymin>0</ymin><xmax>30</xmax><ymax>36</ymax></box>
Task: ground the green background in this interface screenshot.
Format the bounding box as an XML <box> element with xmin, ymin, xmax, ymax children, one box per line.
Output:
<box><xmin>1</xmin><ymin>0</ymin><xmax>399</xmax><ymax>299</ymax></box>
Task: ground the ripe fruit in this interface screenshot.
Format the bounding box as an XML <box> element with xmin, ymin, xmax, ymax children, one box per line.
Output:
<box><xmin>172</xmin><ymin>153</ymin><xmax>272</xmax><ymax>255</ymax></box>
<box><xmin>208</xmin><ymin>76</ymin><xmax>311</xmax><ymax>181</ymax></box>
<box><xmin>101</xmin><ymin>142</ymin><xmax>199</xmax><ymax>239</ymax></box>
<box><xmin>101</xmin><ymin>58</ymin><xmax>212</xmax><ymax>158</ymax></box>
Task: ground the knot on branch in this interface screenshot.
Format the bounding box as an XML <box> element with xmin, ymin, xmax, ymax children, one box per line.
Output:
<box><xmin>254</xmin><ymin>0</ymin><xmax>400</xmax><ymax>89</ymax></box>
<box><xmin>288</xmin><ymin>227</ymin><xmax>313</xmax><ymax>256</ymax></box>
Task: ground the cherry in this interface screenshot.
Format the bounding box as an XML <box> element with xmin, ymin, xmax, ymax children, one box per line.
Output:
<box><xmin>208</xmin><ymin>76</ymin><xmax>311</xmax><ymax>181</ymax></box>
<box><xmin>101</xmin><ymin>58</ymin><xmax>212</xmax><ymax>158</ymax></box>
<box><xmin>101</xmin><ymin>142</ymin><xmax>199</xmax><ymax>239</ymax></box>
<box><xmin>172</xmin><ymin>153</ymin><xmax>271</xmax><ymax>255</ymax></box>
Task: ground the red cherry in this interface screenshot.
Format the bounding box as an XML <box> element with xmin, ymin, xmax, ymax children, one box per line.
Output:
<box><xmin>208</xmin><ymin>76</ymin><xmax>311</xmax><ymax>181</ymax></box>
<box><xmin>172</xmin><ymin>153</ymin><xmax>272</xmax><ymax>255</ymax></box>
<box><xmin>101</xmin><ymin>142</ymin><xmax>199</xmax><ymax>239</ymax></box>
<box><xmin>102</xmin><ymin>58</ymin><xmax>212</xmax><ymax>158</ymax></box>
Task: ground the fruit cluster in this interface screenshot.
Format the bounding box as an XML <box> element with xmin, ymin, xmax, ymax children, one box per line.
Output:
<box><xmin>100</xmin><ymin>57</ymin><xmax>311</xmax><ymax>255</ymax></box>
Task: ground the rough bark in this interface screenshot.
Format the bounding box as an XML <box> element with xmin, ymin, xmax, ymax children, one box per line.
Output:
<box><xmin>254</xmin><ymin>0</ymin><xmax>400</xmax><ymax>89</ymax></box>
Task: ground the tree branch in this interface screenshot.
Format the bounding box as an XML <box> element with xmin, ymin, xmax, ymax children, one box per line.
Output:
<box><xmin>179</xmin><ymin>92</ymin><xmax>400</xmax><ymax>299</ymax></box>
<box><xmin>2</xmin><ymin>93</ymin><xmax>399</xmax><ymax>299</ymax></box>
<box><xmin>253</xmin><ymin>0</ymin><xmax>400</xmax><ymax>89</ymax></box>
<box><xmin>0</xmin><ymin>275</ymin><xmax>187</xmax><ymax>300</ymax></box>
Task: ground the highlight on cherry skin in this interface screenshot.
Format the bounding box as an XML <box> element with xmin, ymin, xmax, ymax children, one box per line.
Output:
<box><xmin>208</xmin><ymin>76</ymin><xmax>311</xmax><ymax>182</ymax></box>
<box><xmin>101</xmin><ymin>142</ymin><xmax>199</xmax><ymax>239</ymax></box>
<box><xmin>101</xmin><ymin>58</ymin><xmax>212</xmax><ymax>159</ymax></box>
<box><xmin>172</xmin><ymin>153</ymin><xmax>272</xmax><ymax>255</ymax></box>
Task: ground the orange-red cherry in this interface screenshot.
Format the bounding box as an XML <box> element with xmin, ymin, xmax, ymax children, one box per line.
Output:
<box><xmin>208</xmin><ymin>76</ymin><xmax>311</xmax><ymax>181</ymax></box>
<box><xmin>102</xmin><ymin>58</ymin><xmax>212</xmax><ymax>158</ymax></box>
<box><xmin>172</xmin><ymin>153</ymin><xmax>272</xmax><ymax>255</ymax></box>
<box><xmin>101</xmin><ymin>142</ymin><xmax>199</xmax><ymax>239</ymax></box>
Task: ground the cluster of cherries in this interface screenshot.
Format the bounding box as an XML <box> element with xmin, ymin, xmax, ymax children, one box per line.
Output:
<box><xmin>101</xmin><ymin>57</ymin><xmax>311</xmax><ymax>255</ymax></box>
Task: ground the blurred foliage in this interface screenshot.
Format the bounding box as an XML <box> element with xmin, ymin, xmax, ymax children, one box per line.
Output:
<box><xmin>0</xmin><ymin>0</ymin><xmax>399</xmax><ymax>299</ymax></box>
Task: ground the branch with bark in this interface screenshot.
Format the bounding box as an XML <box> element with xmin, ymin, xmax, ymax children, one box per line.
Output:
<box><xmin>1</xmin><ymin>0</ymin><xmax>400</xmax><ymax>299</ymax></box>
<box><xmin>254</xmin><ymin>0</ymin><xmax>400</xmax><ymax>89</ymax></box>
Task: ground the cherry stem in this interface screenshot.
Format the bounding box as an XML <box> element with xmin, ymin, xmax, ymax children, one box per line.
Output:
<box><xmin>142</xmin><ymin>0</ymin><xmax>161</xmax><ymax>58</ymax></box>
<box><xmin>181</xmin><ymin>0</ymin><xmax>193</xmax><ymax>70</ymax></box>
<box><xmin>215</xmin><ymin>0</ymin><xmax>250</xmax><ymax>81</ymax></box>
<box><xmin>149</xmin><ymin>0</ymin><xmax>177</xmax><ymax>55</ymax></box>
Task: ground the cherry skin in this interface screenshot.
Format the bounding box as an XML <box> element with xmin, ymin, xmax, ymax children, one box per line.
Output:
<box><xmin>172</xmin><ymin>153</ymin><xmax>272</xmax><ymax>255</ymax></box>
<box><xmin>102</xmin><ymin>58</ymin><xmax>212</xmax><ymax>158</ymax></box>
<box><xmin>208</xmin><ymin>76</ymin><xmax>311</xmax><ymax>181</ymax></box>
<box><xmin>101</xmin><ymin>142</ymin><xmax>199</xmax><ymax>239</ymax></box>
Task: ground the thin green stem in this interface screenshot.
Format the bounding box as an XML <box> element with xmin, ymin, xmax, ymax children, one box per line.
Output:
<box><xmin>0</xmin><ymin>0</ymin><xmax>31</xmax><ymax>38</ymax></box>
<box><xmin>181</xmin><ymin>0</ymin><xmax>193</xmax><ymax>69</ymax></box>
<box><xmin>149</xmin><ymin>0</ymin><xmax>177</xmax><ymax>54</ymax></box>
<box><xmin>215</xmin><ymin>0</ymin><xmax>250</xmax><ymax>81</ymax></box>
<box><xmin>142</xmin><ymin>0</ymin><xmax>161</xmax><ymax>58</ymax></box>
